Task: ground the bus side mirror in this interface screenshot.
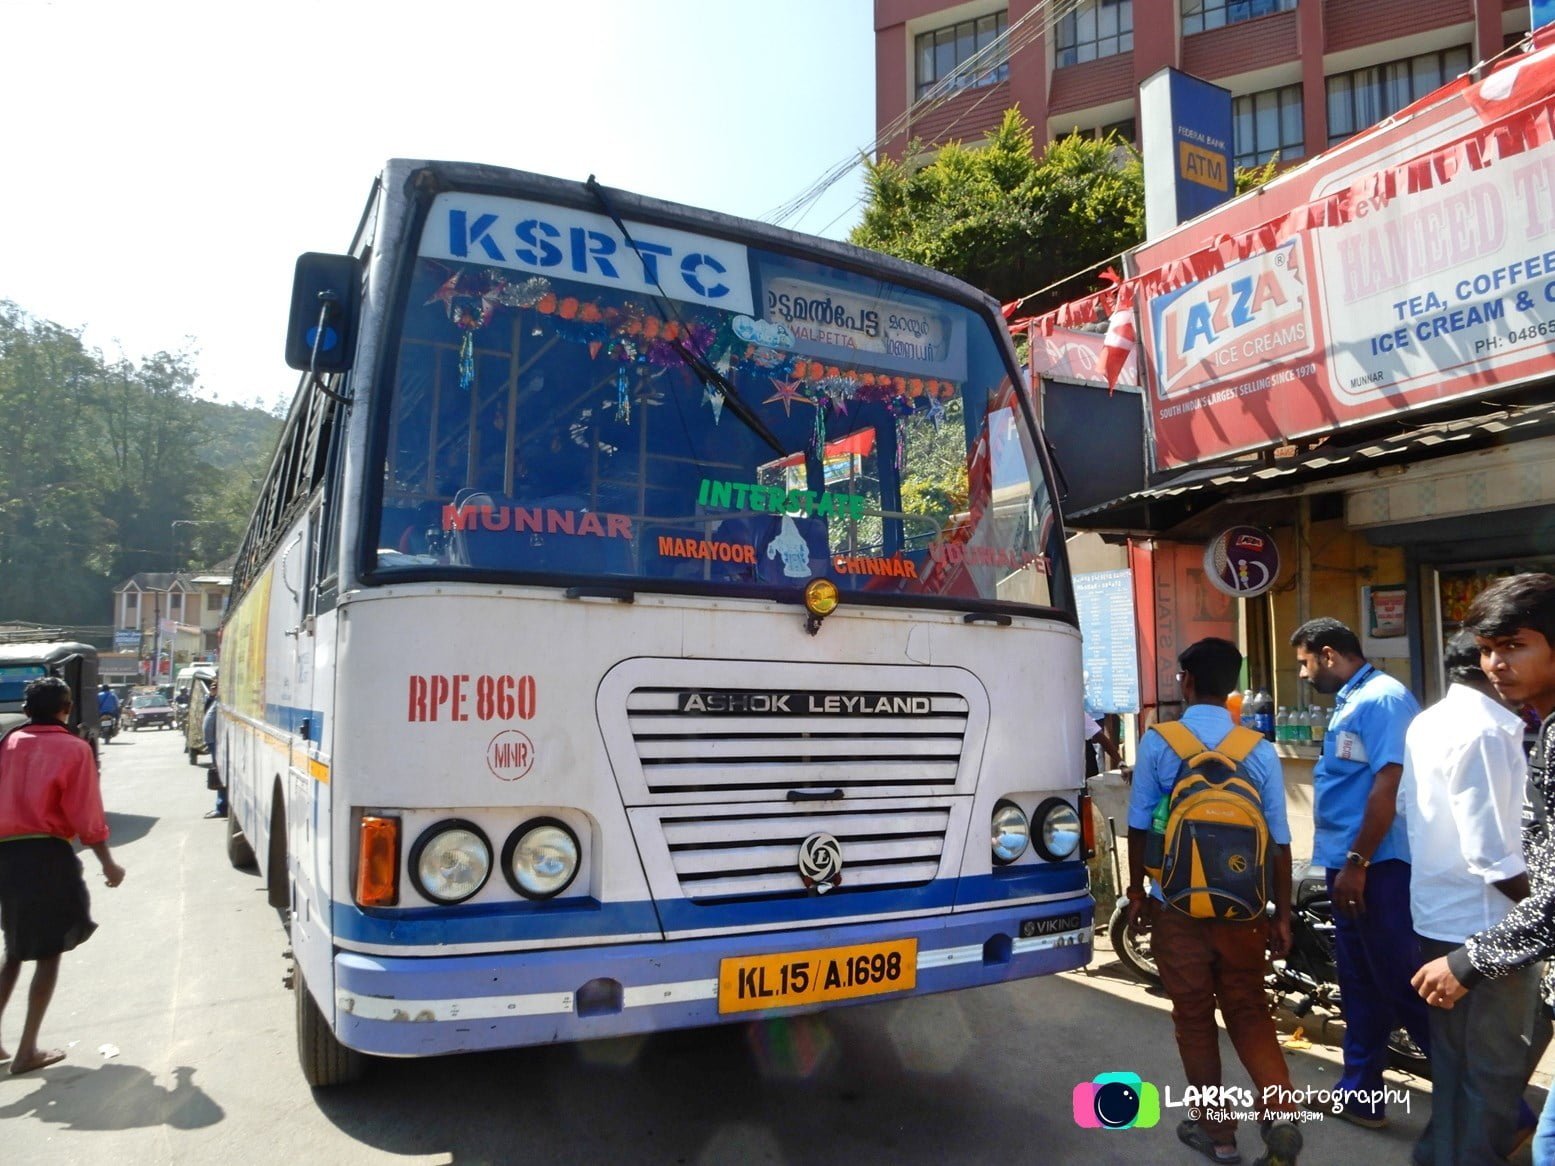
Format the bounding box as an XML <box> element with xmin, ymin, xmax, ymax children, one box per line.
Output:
<box><xmin>285</xmin><ymin>253</ymin><xmax>361</xmax><ymax>373</ymax></box>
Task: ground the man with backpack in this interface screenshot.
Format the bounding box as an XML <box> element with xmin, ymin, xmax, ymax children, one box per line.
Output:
<box><xmin>1126</xmin><ymin>637</ymin><xmax>1303</xmax><ymax>1166</ymax></box>
<box><xmin>1290</xmin><ymin>616</ymin><xmax>1428</xmax><ymax>1128</ymax></box>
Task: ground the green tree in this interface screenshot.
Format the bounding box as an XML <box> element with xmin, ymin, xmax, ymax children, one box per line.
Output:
<box><xmin>0</xmin><ymin>300</ymin><xmax>282</xmax><ymax>630</ymax></box>
<box><xmin>0</xmin><ymin>305</ymin><xmax>115</xmax><ymax>622</ymax></box>
<box><xmin>852</xmin><ymin>110</ymin><xmax>1281</xmax><ymax>313</ymax></box>
<box><xmin>851</xmin><ymin>111</ymin><xmax>1145</xmax><ymax>314</ymax></box>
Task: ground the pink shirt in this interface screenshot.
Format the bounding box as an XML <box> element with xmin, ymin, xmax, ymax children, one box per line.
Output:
<box><xmin>0</xmin><ymin>723</ymin><xmax>109</xmax><ymax>845</ymax></box>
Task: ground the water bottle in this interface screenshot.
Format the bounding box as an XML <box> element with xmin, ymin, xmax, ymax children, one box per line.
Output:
<box><xmin>1145</xmin><ymin>794</ymin><xmax>1169</xmax><ymax>874</ymax></box>
<box><xmin>1275</xmin><ymin>707</ymin><xmax>1291</xmax><ymax>743</ymax></box>
<box><xmin>1254</xmin><ymin>689</ymin><xmax>1275</xmax><ymax>741</ymax></box>
<box><xmin>1309</xmin><ymin>706</ymin><xmax>1327</xmax><ymax>745</ymax></box>
<box><xmin>1295</xmin><ymin>706</ymin><xmax>1311</xmax><ymax>745</ymax></box>
<box><xmin>1240</xmin><ymin>689</ymin><xmax>1256</xmax><ymax>730</ymax></box>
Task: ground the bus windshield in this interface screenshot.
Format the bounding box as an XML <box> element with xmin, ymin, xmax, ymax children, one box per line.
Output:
<box><xmin>374</xmin><ymin>191</ymin><xmax>1065</xmax><ymax>612</ymax></box>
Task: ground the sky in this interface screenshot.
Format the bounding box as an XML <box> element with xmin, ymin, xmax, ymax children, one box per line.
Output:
<box><xmin>0</xmin><ymin>0</ymin><xmax>877</xmax><ymax>408</ymax></box>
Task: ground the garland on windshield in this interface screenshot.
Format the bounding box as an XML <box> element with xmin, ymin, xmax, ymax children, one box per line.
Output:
<box><xmin>424</xmin><ymin>264</ymin><xmax>958</xmax><ymax>463</ymax></box>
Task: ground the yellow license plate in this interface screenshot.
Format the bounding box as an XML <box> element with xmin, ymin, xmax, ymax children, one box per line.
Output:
<box><xmin>717</xmin><ymin>938</ymin><xmax>917</xmax><ymax>1014</ymax></box>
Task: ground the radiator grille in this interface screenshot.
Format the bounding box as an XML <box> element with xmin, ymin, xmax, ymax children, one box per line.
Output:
<box><xmin>625</xmin><ymin>687</ymin><xmax>969</xmax><ymax>799</ymax></box>
<box><xmin>661</xmin><ymin>805</ymin><xmax>952</xmax><ymax>902</ymax></box>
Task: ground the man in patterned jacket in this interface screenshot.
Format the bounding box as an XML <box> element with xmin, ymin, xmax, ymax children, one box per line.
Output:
<box><xmin>1413</xmin><ymin>573</ymin><xmax>1555</xmax><ymax>1166</ymax></box>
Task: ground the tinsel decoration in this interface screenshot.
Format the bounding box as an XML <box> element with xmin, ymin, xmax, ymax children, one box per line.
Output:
<box><xmin>616</xmin><ymin>366</ymin><xmax>631</xmax><ymax>424</ymax></box>
<box><xmin>457</xmin><ymin>331</ymin><xmax>477</xmax><ymax>392</ymax></box>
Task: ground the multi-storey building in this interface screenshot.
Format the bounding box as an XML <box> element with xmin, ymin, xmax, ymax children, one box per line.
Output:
<box><xmin>875</xmin><ymin>1</ymin><xmax>1531</xmax><ymax>168</ymax></box>
<box><xmin>113</xmin><ymin>570</ymin><xmax>231</xmax><ymax>672</ymax></box>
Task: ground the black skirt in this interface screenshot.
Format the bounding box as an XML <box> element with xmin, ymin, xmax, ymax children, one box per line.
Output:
<box><xmin>0</xmin><ymin>836</ymin><xmax>97</xmax><ymax>960</ymax></box>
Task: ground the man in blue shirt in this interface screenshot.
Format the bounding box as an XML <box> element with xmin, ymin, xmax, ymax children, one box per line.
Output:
<box><xmin>1291</xmin><ymin>616</ymin><xmax>1427</xmax><ymax>1127</ymax></box>
<box><xmin>1126</xmin><ymin>637</ymin><xmax>1303</xmax><ymax>1166</ymax></box>
<box><xmin>96</xmin><ymin>684</ymin><xmax>119</xmax><ymax>731</ymax></box>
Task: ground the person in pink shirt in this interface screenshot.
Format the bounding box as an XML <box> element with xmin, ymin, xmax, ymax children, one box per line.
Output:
<box><xmin>0</xmin><ymin>676</ymin><xmax>124</xmax><ymax>1075</ymax></box>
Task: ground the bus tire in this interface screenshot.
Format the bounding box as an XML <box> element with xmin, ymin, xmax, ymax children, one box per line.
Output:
<box><xmin>295</xmin><ymin>964</ymin><xmax>364</xmax><ymax>1088</ymax></box>
<box><xmin>267</xmin><ymin>794</ymin><xmax>289</xmax><ymax>911</ymax></box>
<box><xmin>227</xmin><ymin>810</ymin><xmax>256</xmax><ymax>870</ymax></box>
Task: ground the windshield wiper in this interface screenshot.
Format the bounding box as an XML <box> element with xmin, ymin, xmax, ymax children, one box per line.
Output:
<box><xmin>667</xmin><ymin>335</ymin><xmax>788</xmax><ymax>459</ymax></box>
<box><xmin>584</xmin><ymin>175</ymin><xmax>789</xmax><ymax>459</ymax></box>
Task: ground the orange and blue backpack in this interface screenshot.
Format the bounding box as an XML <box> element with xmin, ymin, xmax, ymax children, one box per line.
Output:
<box><xmin>1143</xmin><ymin>721</ymin><xmax>1271</xmax><ymax>922</ymax></box>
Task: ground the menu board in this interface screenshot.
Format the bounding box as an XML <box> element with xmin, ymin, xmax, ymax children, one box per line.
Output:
<box><xmin>1075</xmin><ymin>569</ymin><xmax>1140</xmax><ymax>715</ymax></box>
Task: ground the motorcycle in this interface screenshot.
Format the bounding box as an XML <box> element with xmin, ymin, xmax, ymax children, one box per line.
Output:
<box><xmin>99</xmin><ymin>712</ymin><xmax>118</xmax><ymax>744</ymax></box>
<box><xmin>1107</xmin><ymin>866</ymin><xmax>1431</xmax><ymax>1077</ymax></box>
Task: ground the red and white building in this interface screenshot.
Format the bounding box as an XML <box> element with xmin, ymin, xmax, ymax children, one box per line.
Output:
<box><xmin>876</xmin><ymin>1</ymin><xmax>1529</xmax><ymax>166</ymax></box>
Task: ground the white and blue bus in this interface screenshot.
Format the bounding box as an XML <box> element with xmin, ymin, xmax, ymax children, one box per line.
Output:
<box><xmin>219</xmin><ymin>159</ymin><xmax>1092</xmax><ymax>1085</ymax></box>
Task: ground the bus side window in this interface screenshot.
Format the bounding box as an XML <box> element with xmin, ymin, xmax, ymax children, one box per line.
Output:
<box><xmin>311</xmin><ymin>379</ymin><xmax>346</xmax><ymax>610</ymax></box>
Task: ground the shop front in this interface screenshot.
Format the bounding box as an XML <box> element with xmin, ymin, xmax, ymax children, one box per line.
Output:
<box><xmin>1029</xmin><ymin>31</ymin><xmax>1555</xmax><ymax>780</ymax></box>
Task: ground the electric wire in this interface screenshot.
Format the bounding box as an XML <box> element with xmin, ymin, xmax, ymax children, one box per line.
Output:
<box><xmin>766</xmin><ymin>0</ymin><xmax>1087</xmax><ymax>231</ymax></box>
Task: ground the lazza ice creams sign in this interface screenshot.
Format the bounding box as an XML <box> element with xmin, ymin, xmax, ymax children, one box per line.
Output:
<box><xmin>1151</xmin><ymin>242</ymin><xmax>1314</xmax><ymax>399</ymax></box>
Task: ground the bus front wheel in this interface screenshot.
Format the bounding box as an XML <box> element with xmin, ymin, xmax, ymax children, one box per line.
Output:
<box><xmin>295</xmin><ymin>965</ymin><xmax>364</xmax><ymax>1087</ymax></box>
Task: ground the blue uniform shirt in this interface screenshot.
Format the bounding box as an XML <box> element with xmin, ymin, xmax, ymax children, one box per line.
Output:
<box><xmin>1128</xmin><ymin>703</ymin><xmax>1291</xmax><ymax>901</ymax></box>
<box><xmin>1312</xmin><ymin>663</ymin><xmax>1419</xmax><ymax>869</ymax></box>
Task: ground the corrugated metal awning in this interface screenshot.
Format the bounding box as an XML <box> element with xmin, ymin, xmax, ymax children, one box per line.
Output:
<box><xmin>1068</xmin><ymin>396</ymin><xmax>1555</xmax><ymax>529</ymax></box>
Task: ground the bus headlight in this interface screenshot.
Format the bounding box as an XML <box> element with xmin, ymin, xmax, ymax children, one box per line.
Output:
<box><xmin>991</xmin><ymin>801</ymin><xmax>1029</xmax><ymax>865</ymax></box>
<box><xmin>409</xmin><ymin>819</ymin><xmax>492</xmax><ymax>905</ymax></box>
<box><xmin>503</xmin><ymin>819</ymin><xmax>581</xmax><ymax>899</ymax></box>
<box><xmin>1034</xmin><ymin>798</ymin><xmax>1082</xmax><ymax>861</ymax></box>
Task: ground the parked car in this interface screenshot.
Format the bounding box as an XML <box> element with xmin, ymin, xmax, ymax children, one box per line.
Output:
<box><xmin>127</xmin><ymin>691</ymin><xmax>176</xmax><ymax>731</ymax></box>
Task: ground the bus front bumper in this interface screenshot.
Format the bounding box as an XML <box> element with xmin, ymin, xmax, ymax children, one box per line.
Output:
<box><xmin>332</xmin><ymin>895</ymin><xmax>1092</xmax><ymax>1057</ymax></box>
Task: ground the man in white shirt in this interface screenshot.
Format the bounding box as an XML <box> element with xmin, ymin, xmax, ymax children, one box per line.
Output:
<box><xmin>1400</xmin><ymin>632</ymin><xmax>1548</xmax><ymax>1166</ymax></box>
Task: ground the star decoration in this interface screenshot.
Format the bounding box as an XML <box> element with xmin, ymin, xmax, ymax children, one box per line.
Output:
<box><xmin>925</xmin><ymin>394</ymin><xmax>946</xmax><ymax>429</ymax></box>
<box><xmin>764</xmin><ymin>377</ymin><xmax>816</xmax><ymax>417</ymax></box>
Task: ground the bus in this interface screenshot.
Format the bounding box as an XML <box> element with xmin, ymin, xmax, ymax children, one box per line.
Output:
<box><xmin>219</xmin><ymin>159</ymin><xmax>1092</xmax><ymax>1086</ymax></box>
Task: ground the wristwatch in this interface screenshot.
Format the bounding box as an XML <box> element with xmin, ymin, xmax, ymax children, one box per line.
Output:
<box><xmin>1345</xmin><ymin>850</ymin><xmax>1371</xmax><ymax>868</ymax></box>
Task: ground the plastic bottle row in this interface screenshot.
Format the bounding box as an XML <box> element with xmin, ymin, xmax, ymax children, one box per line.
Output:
<box><xmin>1234</xmin><ymin>688</ymin><xmax>1329</xmax><ymax>744</ymax></box>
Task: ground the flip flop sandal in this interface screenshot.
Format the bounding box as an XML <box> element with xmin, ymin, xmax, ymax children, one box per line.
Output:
<box><xmin>8</xmin><ymin>1048</ymin><xmax>65</xmax><ymax>1076</ymax></box>
<box><xmin>1179</xmin><ymin>1119</ymin><xmax>1243</xmax><ymax>1164</ymax></box>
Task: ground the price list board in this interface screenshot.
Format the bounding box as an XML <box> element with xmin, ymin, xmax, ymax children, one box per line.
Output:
<box><xmin>1075</xmin><ymin>569</ymin><xmax>1140</xmax><ymax>715</ymax></box>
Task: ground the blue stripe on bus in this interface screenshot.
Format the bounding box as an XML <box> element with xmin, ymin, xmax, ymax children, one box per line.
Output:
<box><xmin>263</xmin><ymin>702</ymin><xmax>325</xmax><ymax>741</ymax></box>
<box><xmin>335</xmin><ymin>897</ymin><xmax>1094</xmax><ymax>1056</ymax></box>
<box><xmin>331</xmin><ymin>863</ymin><xmax>1087</xmax><ymax>947</ymax></box>
<box><xmin>333</xmin><ymin>896</ymin><xmax>663</xmax><ymax>947</ymax></box>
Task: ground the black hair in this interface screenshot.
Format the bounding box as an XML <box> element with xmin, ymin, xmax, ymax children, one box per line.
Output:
<box><xmin>1179</xmin><ymin>637</ymin><xmax>1242</xmax><ymax>700</ymax></box>
<box><xmin>1443</xmin><ymin>630</ymin><xmax>1485</xmax><ymax>686</ymax></box>
<box><xmin>1465</xmin><ymin>573</ymin><xmax>1555</xmax><ymax>648</ymax></box>
<box><xmin>1289</xmin><ymin>616</ymin><xmax>1362</xmax><ymax>659</ymax></box>
<box><xmin>24</xmin><ymin>676</ymin><xmax>72</xmax><ymax>722</ymax></box>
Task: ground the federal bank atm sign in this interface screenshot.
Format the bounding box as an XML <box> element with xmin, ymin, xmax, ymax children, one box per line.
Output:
<box><xmin>1150</xmin><ymin>241</ymin><xmax>1314</xmax><ymax>398</ymax></box>
<box><xmin>421</xmin><ymin>191</ymin><xmax>754</xmax><ymax>316</ymax></box>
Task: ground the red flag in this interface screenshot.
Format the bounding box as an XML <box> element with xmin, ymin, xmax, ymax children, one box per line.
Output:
<box><xmin>1099</xmin><ymin>283</ymin><xmax>1137</xmax><ymax>394</ymax></box>
<box><xmin>1467</xmin><ymin>42</ymin><xmax>1555</xmax><ymax>123</ymax></box>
